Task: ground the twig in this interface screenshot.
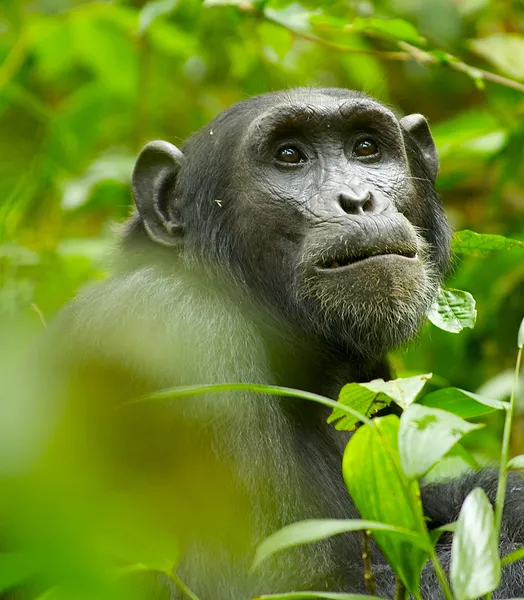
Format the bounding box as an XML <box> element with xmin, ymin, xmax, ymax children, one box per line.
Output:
<box><xmin>263</xmin><ymin>13</ymin><xmax>524</xmax><ymax>94</ymax></box>
<box><xmin>31</xmin><ymin>303</ymin><xmax>47</xmax><ymax>328</ymax></box>
<box><xmin>264</xmin><ymin>14</ymin><xmax>409</xmax><ymax>60</ymax></box>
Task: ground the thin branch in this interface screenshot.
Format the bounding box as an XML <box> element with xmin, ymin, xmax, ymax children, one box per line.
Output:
<box><xmin>264</xmin><ymin>15</ymin><xmax>410</xmax><ymax>60</ymax></box>
<box><xmin>264</xmin><ymin>14</ymin><xmax>524</xmax><ymax>94</ymax></box>
<box><xmin>397</xmin><ymin>41</ymin><xmax>524</xmax><ymax>94</ymax></box>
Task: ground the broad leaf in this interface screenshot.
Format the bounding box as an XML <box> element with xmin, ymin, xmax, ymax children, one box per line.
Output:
<box><xmin>452</xmin><ymin>230</ymin><xmax>524</xmax><ymax>257</ymax></box>
<box><xmin>138</xmin><ymin>0</ymin><xmax>178</xmax><ymax>33</ymax></box>
<box><xmin>399</xmin><ymin>404</ymin><xmax>483</xmax><ymax>479</ymax></box>
<box><xmin>362</xmin><ymin>374</ymin><xmax>432</xmax><ymax>410</ymax></box>
<box><xmin>428</xmin><ymin>288</ymin><xmax>476</xmax><ymax>333</ymax></box>
<box><xmin>343</xmin><ymin>416</ymin><xmax>429</xmax><ymax>594</ymax></box>
<box><xmin>330</xmin><ymin>374</ymin><xmax>431</xmax><ymax>431</ymax></box>
<box><xmin>451</xmin><ymin>488</ymin><xmax>501</xmax><ymax>600</ymax></box>
<box><xmin>351</xmin><ymin>17</ymin><xmax>425</xmax><ymax>45</ymax></box>
<box><xmin>507</xmin><ymin>455</ymin><xmax>524</xmax><ymax>470</ymax></box>
<box><xmin>264</xmin><ymin>5</ymin><xmax>317</xmax><ymax>33</ymax></box>
<box><xmin>0</xmin><ymin>553</ymin><xmax>34</xmax><ymax>592</ymax></box>
<box><xmin>469</xmin><ymin>34</ymin><xmax>524</xmax><ymax>80</ymax></box>
<box><xmin>419</xmin><ymin>387</ymin><xmax>508</xmax><ymax>419</ymax></box>
<box><xmin>252</xmin><ymin>519</ymin><xmax>425</xmax><ymax>570</ymax></box>
<box><xmin>328</xmin><ymin>383</ymin><xmax>381</xmax><ymax>431</ymax></box>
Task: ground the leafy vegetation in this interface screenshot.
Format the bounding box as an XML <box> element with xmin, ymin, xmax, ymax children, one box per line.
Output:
<box><xmin>1</xmin><ymin>0</ymin><xmax>524</xmax><ymax>598</ymax></box>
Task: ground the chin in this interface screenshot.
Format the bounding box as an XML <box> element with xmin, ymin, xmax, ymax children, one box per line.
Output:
<box><xmin>297</xmin><ymin>255</ymin><xmax>439</xmax><ymax>357</ymax></box>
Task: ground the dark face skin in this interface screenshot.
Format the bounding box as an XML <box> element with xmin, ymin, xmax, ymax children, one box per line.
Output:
<box><xmin>131</xmin><ymin>88</ymin><xmax>451</xmax><ymax>358</ymax></box>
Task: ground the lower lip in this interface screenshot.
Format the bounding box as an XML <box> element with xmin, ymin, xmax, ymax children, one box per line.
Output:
<box><xmin>315</xmin><ymin>253</ymin><xmax>419</xmax><ymax>273</ymax></box>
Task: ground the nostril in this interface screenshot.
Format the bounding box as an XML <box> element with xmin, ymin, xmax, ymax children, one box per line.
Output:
<box><xmin>362</xmin><ymin>197</ymin><xmax>374</xmax><ymax>213</ymax></box>
<box><xmin>338</xmin><ymin>189</ymin><xmax>374</xmax><ymax>215</ymax></box>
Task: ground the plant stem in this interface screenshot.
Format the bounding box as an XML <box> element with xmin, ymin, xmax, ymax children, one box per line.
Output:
<box><xmin>170</xmin><ymin>571</ymin><xmax>202</xmax><ymax>600</ymax></box>
<box><xmin>395</xmin><ymin>576</ymin><xmax>408</xmax><ymax>600</ymax></box>
<box><xmin>486</xmin><ymin>346</ymin><xmax>523</xmax><ymax>600</ymax></box>
<box><xmin>494</xmin><ymin>347</ymin><xmax>522</xmax><ymax>535</ymax></box>
<box><xmin>262</xmin><ymin>11</ymin><xmax>524</xmax><ymax>94</ymax></box>
<box><xmin>362</xmin><ymin>529</ymin><xmax>376</xmax><ymax>594</ymax></box>
<box><xmin>429</xmin><ymin>546</ymin><xmax>454</xmax><ymax>600</ymax></box>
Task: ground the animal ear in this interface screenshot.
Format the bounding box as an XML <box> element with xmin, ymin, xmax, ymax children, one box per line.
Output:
<box><xmin>132</xmin><ymin>140</ymin><xmax>185</xmax><ymax>247</ymax></box>
<box><xmin>400</xmin><ymin>114</ymin><xmax>439</xmax><ymax>182</ymax></box>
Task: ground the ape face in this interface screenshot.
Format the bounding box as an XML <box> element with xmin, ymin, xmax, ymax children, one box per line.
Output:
<box><xmin>131</xmin><ymin>89</ymin><xmax>451</xmax><ymax>358</ymax></box>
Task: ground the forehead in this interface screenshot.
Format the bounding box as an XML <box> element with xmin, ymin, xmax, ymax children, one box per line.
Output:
<box><xmin>249</xmin><ymin>90</ymin><xmax>398</xmax><ymax>133</ymax></box>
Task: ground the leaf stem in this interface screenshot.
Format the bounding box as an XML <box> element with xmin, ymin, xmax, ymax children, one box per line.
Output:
<box><xmin>170</xmin><ymin>571</ymin><xmax>202</xmax><ymax>600</ymax></box>
<box><xmin>428</xmin><ymin>546</ymin><xmax>454</xmax><ymax>600</ymax></box>
<box><xmin>494</xmin><ymin>346</ymin><xmax>522</xmax><ymax>535</ymax></box>
<box><xmin>395</xmin><ymin>576</ymin><xmax>408</xmax><ymax>600</ymax></box>
<box><xmin>486</xmin><ymin>345</ymin><xmax>523</xmax><ymax>600</ymax></box>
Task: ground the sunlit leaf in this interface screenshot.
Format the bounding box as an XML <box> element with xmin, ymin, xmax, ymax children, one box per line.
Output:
<box><xmin>428</xmin><ymin>288</ymin><xmax>476</xmax><ymax>333</ymax></box>
<box><xmin>351</xmin><ymin>17</ymin><xmax>425</xmax><ymax>45</ymax></box>
<box><xmin>328</xmin><ymin>383</ymin><xmax>379</xmax><ymax>431</ymax></box>
<box><xmin>361</xmin><ymin>374</ymin><xmax>432</xmax><ymax>410</ymax></box>
<box><xmin>469</xmin><ymin>34</ymin><xmax>524</xmax><ymax>80</ymax></box>
<box><xmin>399</xmin><ymin>404</ymin><xmax>483</xmax><ymax>479</ymax></box>
<box><xmin>343</xmin><ymin>416</ymin><xmax>429</xmax><ymax>593</ymax></box>
<box><xmin>518</xmin><ymin>317</ymin><xmax>524</xmax><ymax>349</ymax></box>
<box><xmin>452</xmin><ymin>230</ymin><xmax>524</xmax><ymax>257</ymax></box>
<box><xmin>253</xmin><ymin>518</ymin><xmax>425</xmax><ymax>570</ymax></box>
<box><xmin>329</xmin><ymin>374</ymin><xmax>431</xmax><ymax>430</ymax></box>
<box><xmin>450</xmin><ymin>488</ymin><xmax>501</xmax><ymax>599</ymax></box>
<box><xmin>419</xmin><ymin>387</ymin><xmax>508</xmax><ymax>418</ymax></box>
<box><xmin>264</xmin><ymin>4</ymin><xmax>318</xmax><ymax>33</ymax></box>
<box><xmin>138</xmin><ymin>0</ymin><xmax>178</xmax><ymax>33</ymax></box>
<box><xmin>507</xmin><ymin>455</ymin><xmax>524</xmax><ymax>469</ymax></box>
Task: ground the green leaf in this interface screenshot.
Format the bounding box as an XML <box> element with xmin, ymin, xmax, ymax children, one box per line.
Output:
<box><xmin>351</xmin><ymin>17</ymin><xmax>425</xmax><ymax>45</ymax></box>
<box><xmin>451</xmin><ymin>488</ymin><xmax>501</xmax><ymax>599</ymax></box>
<box><xmin>0</xmin><ymin>553</ymin><xmax>34</xmax><ymax>592</ymax></box>
<box><xmin>264</xmin><ymin>4</ymin><xmax>317</xmax><ymax>33</ymax></box>
<box><xmin>252</xmin><ymin>519</ymin><xmax>425</xmax><ymax>570</ymax></box>
<box><xmin>329</xmin><ymin>374</ymin><xmax>432</xmax><ymax>431</ymax></box>
<box><xmin>138</xmin><ymin>0</ymin><xmax>178</xmax><ymax>33</ymax></box>
<box><xmin>428</xmin><ymin>288</ymin><xmax>476</xmax><ymax>333</ymax></box>
<box><xmin>507</xmin><ymin>455</ymin><xmax>524</xmax><ymax>469</ymax></box>
<box><xmin>518</xmin><ymin>317</ymin><xmax>524</xmax><ymax>349</ymax></box>
<box><xmin>452</xmin><ymin>230</ymin><xmax>524</xmax><ymax>257</ymax></box>
<box><xmin>501</xmin><ymin>547</ymin><xmax>524</xmax><ymax>567</ymax></box>
<box><xmin>256</xmin><ymin>593</ymin><xmax>384</xmax><ymax>600</ymax></box>
<box><xmin>469</xmin><ymin>34</ymin><xmax>524</xmax><ymax>80</ymax></box>
<box><xmin>362</xmin><ymin>374</ymin><xmax>432</xmax><ymax>410</ymax></box>
<box><xmin>419</xmin><ymin>387</ymin><xmax>508</xmax><ymax>419</ymax></box>
<box><xmin>343</xmin><ymin>416</ymin><xmax>429</xmax><ymax>593</ymax></box>
<box><xmin>328</xmin><ymin>383</ymin><xmax>379</xmax><ymax>431</ymax></box>
<box><xmin>399</xmin><ymin>404</ymin><xmax>483</xmax><ymax>479</ymax></box>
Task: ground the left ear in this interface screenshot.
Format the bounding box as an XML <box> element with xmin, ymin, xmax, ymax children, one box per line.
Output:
<box><xmin>399</xmin><ymin>113</ymin><xmax>439</xmax><ymax>182</ymax></box>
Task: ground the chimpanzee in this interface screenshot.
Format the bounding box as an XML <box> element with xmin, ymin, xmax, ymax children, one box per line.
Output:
<box><xmin>41</xmin><ymin>88</ymin><xmax>524</xmax><ymax>598</ymax></box>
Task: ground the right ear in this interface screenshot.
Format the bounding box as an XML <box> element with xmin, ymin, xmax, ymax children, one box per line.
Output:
<box><xmin>132</xmin><ymin>140</ymin><xmax>185</xmax><ymax>247</ymax></box>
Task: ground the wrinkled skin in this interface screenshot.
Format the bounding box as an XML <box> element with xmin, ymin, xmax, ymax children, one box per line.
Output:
<box><xmin>31</xmin><ymin>89</ymin><xmax>524</xmax><ymax>599</ymax></box>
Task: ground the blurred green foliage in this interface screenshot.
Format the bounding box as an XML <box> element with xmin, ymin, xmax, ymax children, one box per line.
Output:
<box><xmin>1</xmin><ymin>1</ymin><xmax>524</xmax><ymax>597</ymax></box>
<box><xmin>1</xmin><ymin>0</ymin><xmax>523</xmax><ymax>447</ymax></box>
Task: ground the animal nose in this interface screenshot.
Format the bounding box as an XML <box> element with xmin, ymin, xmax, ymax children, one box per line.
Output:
<box><xmin>338</xmin><ymin>186</ymin><xmax>375</xmax><ymax>216</ymax></box>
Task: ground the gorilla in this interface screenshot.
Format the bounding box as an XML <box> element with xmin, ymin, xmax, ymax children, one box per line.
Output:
<box><xmin>35</xmin><ymin>88</ymin><xmax>524</xmax><ymax>598</ymax></box>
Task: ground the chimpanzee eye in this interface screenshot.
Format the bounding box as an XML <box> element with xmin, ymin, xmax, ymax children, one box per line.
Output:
<box><xmin>352</xmin><ymin>138</ymin><xmax>379</xmax><ymax>158</ymax></box>
<box><xmin>276</xmin><ymin>146</ymin><xmax>305</xmax><ymax>164</ymax></box>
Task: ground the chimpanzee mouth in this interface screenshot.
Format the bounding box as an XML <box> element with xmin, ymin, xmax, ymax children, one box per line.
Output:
<box><xmin>316</xmin><ymin>248</ymin><xmax>418</xmax><ymax>271</ymax></box>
